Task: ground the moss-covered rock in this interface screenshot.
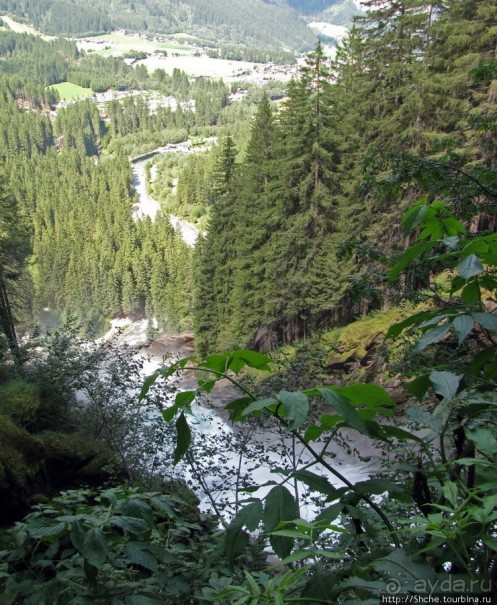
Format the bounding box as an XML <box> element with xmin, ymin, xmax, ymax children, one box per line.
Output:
<box><xmin>38</xmin><ymin>431</ymin><xmax>124</xmax><ymax>489</ymax></box>
<box><xmin>0</xmin><ymin>415</ymin><xmax>44</xmax><ymax>523</ymax></box>
<box><xmin>0</xmin><ymin>380</ymin><xmax>40</xmax><ymax>428</ymax></box>
<box><xmin>0</xmin><ymin>421</ymin><xmax>124</xmax><ymax>525</ymax></box>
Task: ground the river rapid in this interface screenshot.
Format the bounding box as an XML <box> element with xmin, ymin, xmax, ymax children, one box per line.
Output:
<box><xmin>124</xmin><ymin>147</ymin><xmax>378</xmax><ymax>519</ymax></box>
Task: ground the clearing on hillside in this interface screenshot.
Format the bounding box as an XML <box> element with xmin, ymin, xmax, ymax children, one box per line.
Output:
<box><xmin>49</xmin><ymin>82</ymin><xmax>94</xmax><ymax>101</ymax></box>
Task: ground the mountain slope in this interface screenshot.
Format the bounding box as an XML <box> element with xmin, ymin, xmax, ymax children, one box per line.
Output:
<box><xmin>0</xmin><ymin>0</ymin><xmax>318</xmax><ymax>50</ymax></box>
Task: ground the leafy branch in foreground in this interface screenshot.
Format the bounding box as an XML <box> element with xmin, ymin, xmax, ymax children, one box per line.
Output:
<box><xmin>140</xmin><ymin>199</ymin><xmax>497</xmax><ymax>602</ymax></box>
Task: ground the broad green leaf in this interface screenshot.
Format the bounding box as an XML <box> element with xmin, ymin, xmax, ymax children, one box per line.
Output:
<box><xmin>441</xmin><ymin>216</ymin><xmax>466</xmax><ymax>237</ymax></box>
<box><xmin>381</xmin><ymin>425</ymin><xmax>423</xmax><ymax>443</ymax></box>
<box><xmin>277</xmin><ymin>390</ymin><xmax>309</xmax><ymax>431</ymax></box>
<box><xmin>224</xmin><ymin>396</ymin><xmax>254</xmax><ymax>421</ymax></box>
<box><xmin>70</xmin><ymin>521</ymin><xmax>86</xmax><ymax>553</ymax></box>
<box><xmin>457</xmin><ymin>254</ymin><xmax>484</xmax><ymax>280</ymax></box>
<box><xmin>125</xmin><ymin>543</ymin><xmax>158</xmax><ymax>573</ymax></box>
<box><xmin>121</xmin><ymin>499</ymin><xmax>153</xmax><ymax>525</ymax></box>
<box><xmin>466</xmin><ymin>427</ymin><xmax>497</xmax><ymax>459</ymax></box>
<box><xmin>332</xmin><ymin>384</ymin><xmax>395</xmax><ymax>408</ymax></box>
<box><xmin>373</xmin><ymin>549</ymin><xmax>437</xmax><ymax>582</ymax></box>
<box><xmin>483</xmin><ymin>537</ymin><xmax>497</xmax><ymax>552</ymax></box>
<box><xmin>162</xmin><ymin>404</ymin><xmax>179</xmax><ymax>422</ymax></box>
<box><xmin>110</xmin><ymin>516</ymin><xmax>150</xmax><ymax>538</ymax></box>
<box><xmin>174</xmin><ymin>411</ymin><xmax>191</xmax><ymax>465</ymax></box>
<box><xmin>442</xmin><ymin>481</ymin><xmax>458</xmax><ymax>508</ymax></box>
<box><xmin>389</xmin><ymin>241</ymin><xmax>436</xmax><ymax>282</ymax></box>
<box><xmin>429</xmin><ymin>370</ymin><xmax>462</xmax><ymax>399</ymax></box>
<box><xmin>138</xmin><ymin>370</ymin><xmax>160</xmax><ymax>403</ymax></box>
<box><xmin>175</xmin><ymin>390</ymin><xmax>196</xmax><ymax>407</ymax></box>
<box><xmin>472</xmin><ymin>312</ymin><xmax>497</xmax><ymax>333</ymax></box>
<box><xmin>81</xmin><ymin>528</ymin><xmax>108</xmax><ymax>569</ymax></box>
<box><xmin>407</xmin><ymin>404</ymin><xmax>443</xmax><ymax>433</ymax></box>
<box><xmin>414</xmin><ymin>323</ymin><xmax>450</xmax><ymax>352</ymax></box>
<box><xmin>232</xmin><ymin>350</ymin><xmax>272</xmax><ymax>371</ymax></box>
<box><xmin>315</xmin><ymin>503</ymin><xmax>344</xmax><ymax>525</ymax></box>
<box><xmin>461</xmin><ymin>280</ymin><xmax>481</xmax><ymax>303</ymax></box>
<box><xmin>290</xmin><ymin>470</ymin><xmax>339</xmax><ymax>498</ymax></box>
<box><xmin>402</xmin><ymin>203</ymin><xmax>428</xmax><ymax>234</ymax></box>
<box><xmin>407</xmin><ymin>374</ymin><xmax>431</xmax><ymax>401</ymax></box>
<box><xmin>202</xmin><ymin>350</ymin><xmax>272</xmax><ymax>374</ymax></box>
<box><xmin>452</xmin><ymin>315</ymin><xmax>474</xmax><ymax>344</ymax></box>
<box><xmin>354</xmin><ymin>478</ymin><xmax>405</xmax><ymax>496</ymax></box>
<box><xmin>241</xmin><ymin>397</ymin><xmax>277</xmax><ymax>416</ymax></box>
<box><xmin>317</xmin><ymin>388</ymin><xmax>368</xmax><ymax>435</ymax></box>
<box><xmin>225</xmin><ymin>501</ymin><xmax>263</xmax><ymax>564</ymax></box>
<box><xmin>263</xmin><ymin>486</ymin><xmax>299</xmax><ymax>559</ymax></box>
<box><xmin>304</xmin><ymin>424</ymin><xmax>325</xmax><ymax>441</ymax></box>
<box><xmin>26</xmin><ymin>519</ymin><xmax>67</xmax><ymax>539</ymax></box>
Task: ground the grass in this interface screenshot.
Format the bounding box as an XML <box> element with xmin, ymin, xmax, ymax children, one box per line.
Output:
<box><xmin>89</xmin><ymin>33</ymin><xmax>193</xmax><ymax>56</ymax></box>
<box><xmin>48</xmin><ymin>82</ymin><xmax>94</xmax><ymax>101</ymax></box>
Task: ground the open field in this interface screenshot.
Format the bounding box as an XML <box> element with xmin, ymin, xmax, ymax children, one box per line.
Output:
<box><xmin>77</xmin><ymin>32</ymin><xmax>193</xmax><ymax>56</ymax></box>
<box><xmin>49</xmin><ymin>82</ymin><xmax>94</xmax><ymax>100</ymax></box>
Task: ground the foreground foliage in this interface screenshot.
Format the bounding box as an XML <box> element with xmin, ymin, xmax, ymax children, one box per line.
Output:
<box><xmin>0</xmin><ymin>486</ymin><xmax>241</xmax><ymax>605</ymax></box>
<box><xmin>141</xmin><ymin>200</ymin><xmax>497</xmax><ymax>602</ymax></box>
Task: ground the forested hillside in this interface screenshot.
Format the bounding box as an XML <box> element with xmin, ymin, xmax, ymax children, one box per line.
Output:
<box><xmin>193</xmin><ymin>0</ymin><xmax>497</xmax><ymax>354</ymax></box>
<box><xmin>0</xmin><ymin>0</ymin><xmax>319</xmax><ymax>50</ymax></box>
<box><xmin>0</xmin><ymin>33</ymin><xmax>199</xmax><ymax>330</ymax></box>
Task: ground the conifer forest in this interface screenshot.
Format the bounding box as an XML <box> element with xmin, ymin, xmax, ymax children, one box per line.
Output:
<box><xmin>0</xmin><ymin>0</ymin><xmax>497</xmax><ymax>603</ymax></box>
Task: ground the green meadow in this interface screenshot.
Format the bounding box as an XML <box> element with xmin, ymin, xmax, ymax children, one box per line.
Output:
<box><xmin>49</xmin><ymin>82</ymin><xmax>94</xmax><ymax>101</ymax></box>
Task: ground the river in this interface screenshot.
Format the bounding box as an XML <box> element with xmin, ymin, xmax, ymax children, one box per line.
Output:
<box><xmin>126</xmin><ymin>145</ymin><xmax>378</xmax><ymax>519</ymax></box>
<box><xmin>131</xmin><ymin>140</ymin><xmax>212</xmax><ymax>247</ymax></box>
<box><xmin>106</xmin><ymin>318</ymin><xmax>378</xmax><ymax>519</ymax></box>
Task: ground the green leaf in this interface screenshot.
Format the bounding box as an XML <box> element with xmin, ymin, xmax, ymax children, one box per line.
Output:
<box><xmin>317</xmin><ymin>388</ymin><xmax>368</xmax><ymax>435</ymax></box>
<box><xmin>224</xmin><ymin>396</ymin><xmax>254</xmax><ymax>421</ymax></box>
<box><xmin>263</xmin><ymin>486</ymin><xmax>299</xmax><ymax>559</ymax></box>
<box><xmin>315</xmin><ymin>503</ymin><xmax>344</xmax><ymax>525</ymax></box>
<box><xmin>201</xmin><ymin>350</ymin><xmax>272</xmax><ymax>375</ymax></box>
<box><xmin>26</xmin><ymin>519</ymin><xmax>67</xmax><ymax>539</ymax></box>
<box><xmin>174</xmin><ymin>411</ymin><xmax>191</xmax><ymax>465</ymax></box>
<box><xmin>138</xmin><ymin>370</ymin><xmax>160</xmax><ymax>403</ymax></box>
<box><xmin>402</xmin><ymin>203</ymin><xmax>428</xmax><ymax>234</ymax></box>
<box><xmin>381</xmin><ymin>425</ymin><xmax>423</xmax><ymax>443</ymax></box>
<box><xmin>70</xmin><ymin>522</ymin><xmax>86</xmax><ymax>553</ymax></box>
<box><xmin>121</xmin><ymin>499</ymin><xmax>153</xmax><ymax>525</ymax></box>
<box><xmin>304</xmin><ymin>424</ymin><xmax>325</xmax><ymax>441</ymax></box>
<box><xmin>277</xmin><ymin>390</ymin><xmax>309</xmax><ymax>431</ymax></box>
<box><xmin>452</xmin><ymin>315</ymin><xmax>474</xmax><ymax>345</ymax></box>
<box><xmin>472</xmin><ymin>312</ymin><xmax>497</xmax><ymax>333</ymax></box>
<box><xmin>110</xmin><ymin>517</ymin><xmax>151</xmax><ymax>538</ymax></box>
<box><xmin>429</xmin><ymin>370</ymin><xmax>462</xmax><ymax>399</ymax></box>
<box><xmin>354</xmin><ymin>478</ymin><xmax>405</xmax><ymax>496</ymax></box>
<box><xmin>81</xmin><ymin>528</ymin><xmax>108</xmax><ymax>569</ymax></box>
<box><xmin>125</xmin><ymin>543</ymin><xmax>158</xmax><ymax>573</ymax></box>
<box><xmin>162</xmin><ymin>404</ymin><xmax>179</xmax><ymax>422</ymax></box>
<box><xmin>457</xmin><ymin>254</ymin><xmax>484</xmax><ymax>280</ymax></box>
<box><xmin>389</xmin><ymin>241</ymin><xmax>436</xmax><ymax>282</ymax></box>
<box><xmin>333</xmin><ymin>383</ymin><xmax>395</xmax><ymax>408</ymax></box>
<box><xmin>241</xmin><ymin>397</ymin><xmax>277</xmax><ymax>416</ymax></box>
<box><xmin>407</xmin><ymin>404</ymin><xmax>443</xmax><ymax>433</ymax></box>
<box><xmin>461</xmin><ymin>280</ymin><xmax>481</xmax><ymax>303</ymax></box>
<box><xmin>225</xmin><ymin>501</ymin><xmax>263</xmax><ymax>564</ymax></box>
<box><xmin>466</xmin><ymin>427</ymin><xmax>497</xmax><ymax>459</ymax></box>
<box><xmin>442</xmin><ymin>481</ymin><xmax>458</xmax><ymax>508</ymax></box>
<box><xmin>290</xmin><ymin>470</ymin><xmax>339</xmax><ymax>498</ymax></box>
<box><xmin>175</xmin><ymin>390</ymin><xmax>196</xmax><ymax>407</ymax></box>
<box><xmin>407</xmin><ymin>374</ymin><xmax>431</xmax><ymax>401</ymax></box>
<box><xmin>414</xmin><ymin>323</ymin><xmax>450</xmax><ymax>352</ymax></box>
